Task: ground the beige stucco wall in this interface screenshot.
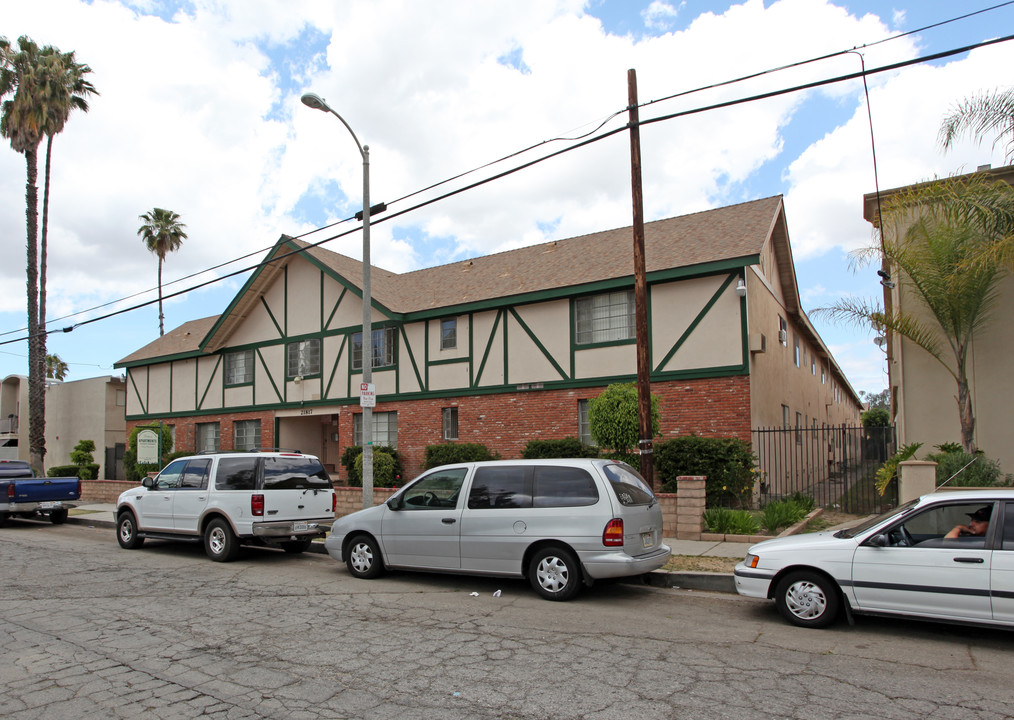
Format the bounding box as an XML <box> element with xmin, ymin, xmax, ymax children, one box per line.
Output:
<box><xmin>0</xmin><ymin>375</ymin><xmax>29</xmax><ymax>461</ymax></box>
<box><xmin>651</xmin><ymin>276</ymin><xmax>741</xmax><ymax>372</ymax></box>
<box><xmin>45</xmin><ymin>376</ymin><xmax>126</xmax><ymax>478</ymax></box>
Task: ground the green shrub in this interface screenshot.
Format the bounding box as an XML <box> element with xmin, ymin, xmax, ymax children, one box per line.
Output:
<box><xmin>787</xmin><ymin>491</ymin><xmax>815</xmax><ymax>514</ymax></box>
<box><xmin>47</xmin><ymin>464</ymin><xmax>98</xmax><ymax>479</ymax></box>
<box><xmin>70</xmin><ymin>439</ymin><xmax>96</xmax><ymax>479</ymax></box>
<box><xmin>760</xmin><ymin>499</ymin><xmax>808</xmax><ymax>534</ymax></box>
<box><xmin>927</xmin><ymin>449</ymin><xmax>1012</xmax><ymax>487</ymax></box>
<box><xmin>655</xmin><ymin>435</ymin><xmax>755</xmax><ymax>507</ymax></box>
<box><xmin>341</xmin><ymin>445</ymin><xmax>403</xmax><ymax>487</ymax></box>
<box><xmin>703</xmin><ymin>507</ymin><xmax>760</xmax><ymax>535</ymax></box>
<box><xmin>522</xmin><ymin>438</ymin><xmax>599</xmax><ymax>459</ymax></box>
<box><xmin>587</xmin><ymin>383</ymin><xmax>660</xmax><ymax>454</ymax></box>
<box><xmin>875</xmin><ymin>442</ymin><xmax>922</xmax><ymax>496</ymax></box>
<box><xmin>424</xmin><ymin>442</ymin><xmax>499</xmax><ymax>469</ymax></box>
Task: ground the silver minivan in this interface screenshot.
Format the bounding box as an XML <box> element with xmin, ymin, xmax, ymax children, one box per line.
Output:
<box><xmin>324</xmin><ymin>459</ymin><xmax>671</xmax><ymax>600</ymax></box>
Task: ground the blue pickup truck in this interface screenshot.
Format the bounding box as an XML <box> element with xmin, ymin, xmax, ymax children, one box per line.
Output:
<box><xmin>0</xmin><ymin>459</ymin><xmax>81</xmax><ymax>526</ymax></box>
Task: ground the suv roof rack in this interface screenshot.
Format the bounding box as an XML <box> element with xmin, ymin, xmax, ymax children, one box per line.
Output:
<box><xmin>191</xmin><ymin>448</ymin><xmax>303</xmax><ymax>455</ymax></box>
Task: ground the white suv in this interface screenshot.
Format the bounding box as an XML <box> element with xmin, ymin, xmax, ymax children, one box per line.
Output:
<box><xmin>116</xmin><ymin>450</ymin><xmax>336</xmax><ymax>562</ymax></box>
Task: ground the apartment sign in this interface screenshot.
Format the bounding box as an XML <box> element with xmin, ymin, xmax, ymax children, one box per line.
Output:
<box><xmin>137</xmin><ymin>429</ymin><xmax>159</xmax><ymax>465</ymax></box>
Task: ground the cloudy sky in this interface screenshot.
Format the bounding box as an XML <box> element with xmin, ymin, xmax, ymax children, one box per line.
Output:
<box><xmin>1</xmin><ymin>0</ymin><xmax>1012</xmax><ymax>396</ymax></box>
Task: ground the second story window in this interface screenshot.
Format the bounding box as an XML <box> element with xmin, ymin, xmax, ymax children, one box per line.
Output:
<box><xmin>440</xmin><ymin>318</ymin><xmax>457</xmax><ymax>350</ymax></box>
<box><xmin>352</xmin><ymin>327</ymin><xmax>397</xmax><ymax>371</ymax></box>
<box><xmin>575</xmin><ymin>289</ymin><xmax>634</xmax><ymax>345</ymax></box>
<box><xmin>286</xmin><ymin>339</ymin><xmax>320</xmax><ymax>378</ymax></box>
<box><xmin>225</xmin><ymin>350</ymin><xmax>254</xmax><ymax>385</ymax></box>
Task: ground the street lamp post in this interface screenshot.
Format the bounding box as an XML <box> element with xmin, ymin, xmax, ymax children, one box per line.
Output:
<box><xmin>301</xmin><ymin>92</ymin><xmax>374</xmax><ymax>509</ymax></box>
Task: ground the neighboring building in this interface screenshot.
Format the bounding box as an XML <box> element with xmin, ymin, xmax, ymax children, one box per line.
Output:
<box><xmin>0</xmin><ymin>374</ymin><xmax>128</xmax><ymax>479</ymax></box>
<box><xmin>115</xmin><ymin>196</ymin><xmax>861</xmax><ymax>484</ymax></box>
<box><xmin>864</xmin><ymin>164</ymin><xmax>1014</xmax><ymax>474</ymax></box>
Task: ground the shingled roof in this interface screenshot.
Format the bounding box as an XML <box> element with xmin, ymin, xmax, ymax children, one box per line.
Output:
<box><xmin>118</xmin><ymin>195</ymin><xmax>789</xmax><ymax>365</ymax></box>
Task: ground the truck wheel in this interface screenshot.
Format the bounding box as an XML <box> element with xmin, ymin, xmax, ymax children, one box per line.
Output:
<box><xmin>204</xmin><ymin>518</ymin><xmax>240</xmax><ymax>562</ymax></box>
<box><xmin>281</xmin><ymin>539</ymin><xmax>313</xmax><ymax>554</ymax></box>
<box><xmin>50</xmin><ymin>508</ymin><xmax>68</xmax><ymax>524</ymax></box>
<box><xmin>117</xmin><ymin>511</ymin><xmax>145</xmax><ymax>549</ymax></box>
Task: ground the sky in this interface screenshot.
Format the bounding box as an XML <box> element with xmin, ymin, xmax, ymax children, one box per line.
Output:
<box><xmin>1</xmin><ymin>0</ymin><xmax>1013</xmax><ymax>397</ymax></box>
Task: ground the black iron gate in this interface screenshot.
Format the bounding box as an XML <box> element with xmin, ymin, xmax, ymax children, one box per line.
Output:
<box><xmin>751</xmin><ymin>425</ymin><xmax>896</xmax><ymax>514</ymax></box>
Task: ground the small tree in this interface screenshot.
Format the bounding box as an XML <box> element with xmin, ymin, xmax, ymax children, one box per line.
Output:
<box><xmin>587</xmin><ymin>383</ymin><xmax>660</xmax><ymax>455</ymax></box>
<box><xmin>70</xmin><ymin>438</ymin><xmax>95</xmax><ymax>480</ymax></box>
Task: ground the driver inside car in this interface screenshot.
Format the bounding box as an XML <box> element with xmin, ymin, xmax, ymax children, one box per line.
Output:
<box><xmin>944</xmin><ymin>505</ymin><xmax>991</xmax><ymax>539</ymax></box>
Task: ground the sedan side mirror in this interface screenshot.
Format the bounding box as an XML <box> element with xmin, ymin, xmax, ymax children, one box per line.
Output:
<box><xmin>866</xmin><ymin>533</ymin><xmax>887</xmax><ymax>548</ymax></box>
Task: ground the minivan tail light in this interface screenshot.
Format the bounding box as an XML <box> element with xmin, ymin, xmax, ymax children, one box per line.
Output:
<box><xmin>252</xmin><ymin>494</ymin><xmax>265</xmax><ymax>516</ymax></box>
<box><xmin>603</xmin><ymin>518</ymin><xmax>624</xmax><ymax>546</ymax></box>
<box><xmin>331</xmin><ymin>491</ymin><xmax>337</xmax><ymax>513</ymax></box>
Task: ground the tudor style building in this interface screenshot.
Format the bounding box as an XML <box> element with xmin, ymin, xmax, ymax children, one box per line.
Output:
<box><xmin>115</xmin><ymin>196</ymin><xmax>861</xmax><ymax>483</ymax></box>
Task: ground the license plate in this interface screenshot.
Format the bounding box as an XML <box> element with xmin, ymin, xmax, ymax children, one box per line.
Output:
<box><xmin>40</xmin><ymin>502</ymin><xmax>56</xmax><ymax>509</ymax></box>
<box><xmin>292</xmin><ymin>522</ymin><xmax>308</xmax><ymax>532</ymax></box>
<box><xmin>641</xmin><ymin>531</ymin><xmax>654</xmax><ymax>548</ymax></box>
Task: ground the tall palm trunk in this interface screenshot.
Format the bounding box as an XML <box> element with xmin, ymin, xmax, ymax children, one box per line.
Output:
<box><xmin>158</xmin><ymin>256</ymin><xmax>164</xmax><ymax>336</ymax></box>
<box><xmin>38</xmin><ymin>135</ymin><xmax>52</xmax><ymax>393</ymax></box>
<box><xmin>24</xmin><ymin>145</ymin><xmax>45</xmax><ymax>474</ymax></box>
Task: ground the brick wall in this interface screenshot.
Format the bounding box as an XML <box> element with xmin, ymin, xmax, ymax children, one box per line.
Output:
<box><xmin>81</xmin><ymin>480</ymin><xmax>135</xmax><ymax>503</ymax></box>
<box><xmin>126</xmin><ymin>410</ymin><xmax>277</xmax><ymax>455</ymax></box>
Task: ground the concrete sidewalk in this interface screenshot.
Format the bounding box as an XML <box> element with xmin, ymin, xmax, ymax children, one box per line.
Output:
<box><xmin>68</xmin><ymin>503</ymin><xmax>748</xmax><ymax>593</ymax></box>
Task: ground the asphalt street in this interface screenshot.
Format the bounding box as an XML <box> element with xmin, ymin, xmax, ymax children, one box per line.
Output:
<box><xmin>3</xmin><ymin>518</ymin><xmax>1014</xmax><ymax>719</ymax></box>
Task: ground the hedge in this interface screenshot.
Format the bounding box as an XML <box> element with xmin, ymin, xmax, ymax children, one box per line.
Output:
<box><xmin>655</xmin><ymin>435</ymin><xmax>755</xmax><ymax>507</ymax></box>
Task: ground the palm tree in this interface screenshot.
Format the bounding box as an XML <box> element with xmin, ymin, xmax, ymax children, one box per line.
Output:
<box><xmin>939</xmin><ymin>87</ymin><xmax>1014</xmax><ymax>162</ymax></box>
<box><xmin>814</xmin><ymin>174</ymin><xmax>1014</xmax><ymax>454</ymax></box>
<box><xmin>138</xmin><ymin>208</ymin><xmax>188</xmax><ymax>336</ymax></box>
<box><xmin>1</xmin><ymin>35</ymin><xmax>54</xmax><ymax>473</ymax></box>
<box><xmin>36</xmin><ymin>50</ymin><xmax>96</xmax><ymax>400</ymax></box>
<box><xmin>46</xmin><ymin>354</ymin><xmax>68</xmax><ymax>381</ymax></box>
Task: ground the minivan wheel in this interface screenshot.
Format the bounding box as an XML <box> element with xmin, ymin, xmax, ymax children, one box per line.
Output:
<box><xmin>117</xmin><ymin>512</ymin><xmax>144</xmax><ymax>549</ymax></box>
<box><xmin>774</xmin><ymin>571</ymin><xmax>840</xmax><ymax>628</ymax></box>
<box><xmin>529</xmin><ymin>546</ymin><xmax>581</xmax><ymax>601</ymax></box>
<box><xmin>345</xmin><ymin>535</ymin><xmax>384</xmax><ymax>579</ymax></box>
<box><xmin>204</xmin><ymin>518</ymin><xmax>240</xmax><ymax>562</ymax></box>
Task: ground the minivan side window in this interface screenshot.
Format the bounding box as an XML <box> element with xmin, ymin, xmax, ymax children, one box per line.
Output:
<box><xmin>215</xmin><ymin>457</ymin><xmax>259</xmax><ymax>491</ymax></box>
<box><xmin>468</xmin><ymin>466</ymin><xmax>532</xmax><ymax>509</ymax></box>
<box><xmin>262</xmin><ymin>456</ymin><xmax>332</xmax><ymax>489</ymax></box>
<box><xmin>603</xmin><ymin>464</ymin><xmax>654</xmax><ymax>506</ymax></box>
<box><xmin>533</xmin><ymin>466</ymin><xmax>598</xmax><ymax>507</ymax></box>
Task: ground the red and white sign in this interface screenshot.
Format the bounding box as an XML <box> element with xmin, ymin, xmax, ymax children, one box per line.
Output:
<box><xmin>360</xmin><ymin>382</ymin><xmax>376</xmax><ymax>408</ymax></box>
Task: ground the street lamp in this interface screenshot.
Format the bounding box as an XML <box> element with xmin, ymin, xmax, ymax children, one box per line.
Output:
<box><xmin>301</xmin><ymin>91</ymin><xmax>375</xmax><ymax>509</ymax></box>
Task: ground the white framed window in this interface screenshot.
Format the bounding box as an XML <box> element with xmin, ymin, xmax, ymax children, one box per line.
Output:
<box><xmin>575</xmin><ymin>290</ymin><xmax>635</xmax><ymax>344</ymax></box>
<box><xmin>286</xmin><ymin>339</ymin><xmax>320</xmax><ymax>378</ymax></box>
<box><xmin>781</xmin><ymin>404</ymin><xmax>790</xmax><ymax>429</ymax></box>
<box><xmin>196</xmin><ymin>422</ymin><xmax>220</xmax><ymax>453</ymax></box>
<box><xmin>440</xmin><ymin>318</ymin><xmax>457</xmax><ymax>350</ymax></box>
<box><xmin>578</xmin><ymin>399</ymin><xmax>596</xmax><ymax>446</ymax></box>
<box><xmin>352</xmin><ymin>327</ymin><xmax>397</xmax><ymax>370</ymax></box>
<box><xmin>225</xmin><ymin>349</ymin><xmax>254</xmax><ymax>385</ymax></box>
<box><xmin>442</xmin><ymin>407</ymin><xmax>458</xmax><ymax>440</ymax></box>
<box><xmin>353</xmin><ymin>411</ymin><xmax>398</xmax><ymax>448</ymax></box>
<box><xmin>234</xmin><ymin>419</ymin><xmax>261</xmax><ymax>451</ymax></box>
<box><xmin>778</xmin><ymin>316</ymin><xmax>788</xmax><ymax>346</ymax></box>
<box><xmin>115</xmin><ymin>389</ymin><xmax>126</xmax><ymax>407</ymax></box>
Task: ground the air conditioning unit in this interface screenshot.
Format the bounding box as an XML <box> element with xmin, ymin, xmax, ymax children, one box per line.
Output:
<box><xmin>749</xmin><ymin>333</ymin><xmax>767</xmax><ymax>353</ymax></box>
<box><xmin>778</xmin><ymin>329</ymin><xmax>787</xmax><ymax>346</ymax></box>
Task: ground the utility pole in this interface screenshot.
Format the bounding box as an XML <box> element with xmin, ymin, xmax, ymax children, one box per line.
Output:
<box><xmin>627</xmin><ymin>68</ymin><xmax>655</xmax><ymax>490</ymax></box>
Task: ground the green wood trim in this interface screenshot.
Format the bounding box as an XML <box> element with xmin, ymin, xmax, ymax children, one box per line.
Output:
<box><xmin>429</xmin><ymin>357</ymin><xmax>470</xmax><ymax>367</ymax></box>
<box><xmin>127</xmin><ymin>369</ymin><xmax>147</xmax><ymax>416</ymax></box>
<box><xmin>197</xmin><ymin>355</ymin><xmax>222</xmax><ymax>411</ymax></box>
<box><xmin>260</xmin><ymin>296</ymin><xmax>284</xmax><ymax>338</ymax></box>
<box><xmin>325</xmin><ymin>286</ymin><xmax>347</xmax><ymax>330</ymax></box>
<box><xmin>400</xmin><ymin>326</ymin><xmax>425</xmax><ymax>392</ymax></box>
<box><xmin>256</xmin><ymin>347</ymin><xmax>283</xmax><ymax>403</ymax></box>
<box><xmin>656</xmin><ymin>273</ymin><xmax>737</xmax><ymax>372</ymax></box>
<box><xmin>508</xmin><ymin>308</ymin><xmax>567</xmax><ymax>381</ymax></box>
<box><xmin>473</xmin><ymin>310</ymin><xmax>503</xmax><ymax>388</ymax></box>
<box><xmin>324</xmin><ymin>335</ymin><xmax>348</xmax><ymax>400</ymax></box>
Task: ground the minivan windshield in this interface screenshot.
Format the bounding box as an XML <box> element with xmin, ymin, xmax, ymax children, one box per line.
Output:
<box><xmin>603</xmin><ymin>463</ymin><xmax>655</xmax><ymax>506</ymax></box>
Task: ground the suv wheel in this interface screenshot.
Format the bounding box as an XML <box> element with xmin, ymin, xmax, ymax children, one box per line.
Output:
<box><xmin>204</xmin><ymin>518</ymin><xmax>240</xmax><ymax>562</ymax></box>
<box><xmin>117</xmin><ymin>511</ymin><xmax>144</xmax><ymax>549</ymax></box>
<box><xmin>529</xmin><ymin>546</ymin><xmax>581</xmax><ymax>601</ymax></box>
<box><xmin>345</xmin><ymin>534</ymin><xmax>384</xmax><ymax>579</ymax></box>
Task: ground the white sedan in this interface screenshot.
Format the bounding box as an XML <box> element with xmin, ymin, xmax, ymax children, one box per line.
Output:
<box><xmin>734</xmin><ymin>489</ymin><xmax>1014</xmax><ymax>629</ymax></box>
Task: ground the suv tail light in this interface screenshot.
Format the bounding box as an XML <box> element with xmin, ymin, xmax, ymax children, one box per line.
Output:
<box><xmin>603</xmin><ymin>518</ymin><xmax>624</xmax><ymax>546</ymax></box>
<box><xmin>251</xmin><ymin>494</ymin><xmax>265</xmax><ymax>516</ymax></box>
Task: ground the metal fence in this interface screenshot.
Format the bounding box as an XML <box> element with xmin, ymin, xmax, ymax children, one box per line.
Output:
<box><xmin>751</xmin><ymin>424</ymin><xmax>897</xmax><ymax>514</ymax></box>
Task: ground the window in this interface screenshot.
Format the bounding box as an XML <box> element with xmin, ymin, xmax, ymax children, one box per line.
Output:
<box><xmin>225</xmin><ymin>350</ymin><xmax>254</xmax><ymax>385</ymax></box>
<box><xmin>400</xmin><ymin>468</ymin><xmax>467</xmax><ymax>509</ymax></box>
<box><xmin>578</xmin><ymin>399</ymin><xmax>596</xmax><ymax>446</ymax></box>
<box><xmin>821</xmin><ymin>365</ymin><xmax>826</xmax><ymax>384</ymax></box>
<box><xmin>154</xmin><ymin>459</ymin><xmax>186</xmax><ymax>489</ymax></box>
<box><xmin>442</xmin><ymin>407</ymin><xmax>458</xmax><ymax>440</ymax></box>
<box><xmin>575</xmin><ymin>290</ymin><xmax>635</xmax><ymax>344</ymax></box>
<box><xmin>440</xmin><ymin>318</ymin><xmax>457</xmax><ymax>350</ymax></box>
<box><xmin>115</xmin><ymin>389</ymin><xmax>126</xmax><ymax>407</ymax></box>
<box><xmin>795</xmin><ymin>412</ymin><xmax>803</xmax><ymax>443</ymax></box>
<box><xmin>782</xmin><ymin>405</ymin><xmax>790</xmax><ymax>429</ymax></box>
<box><xmin>890</xmin><ymin>502</ymin><xmax>995</xmax><ymax>550</ymax></box>
<box><xmin>603</xmin><ymin>464</ymin><xmax>654</xmax><ymax>506</ymax></box>
<box><xmin>793</xmin><ymin>333</ymin><xmax>801</xmax><ymax>367</ymax></box>
<box><xmin>778</xmin><ymin>316</ymin><xmax>788</xmax><ymax>346</ymax></box>
<box><xmin>234</xmin><ymin>419</ymin><xmax>261</xmax><ymax>451</ymax></box>
<box><xmin>180</xmin><ymin>458</ymin><xmax>211</xmax><ymax>489</ymax></box>
<box><xmin>811</xmin><ymin>356</ymin><xmax>816</xmax><ymax>375</ymax></box>
<box><xmin>215</xmin><ymin>457</ymin><xmax>258</xmax><ymax>491</ymax></box>
<box><xmin>534</xmin><ymin>466</ymin><xmax>599</xmax><ymax>507</ymax></box>
<box><xmin>351</xmin><ymin>327</ymin><xmax>397</xmax><ymax>370</ymax></box>
<box><xmin>468</xmin><ymin>466</ymin><xmax>532</xmax><ymax>509</ymax></box>
<box><xmin>196</xmin><ymin>422</ymin><xmax>220</xmax><ymax>453</ymax></box>
<box><xmin>286</xmin><ymin>339</ymin><xmax>320</xmax><ymax>378</ymax></box>
<box><xmin>353</xmin><ymin>411</ymin><xmax>398</xmax><ymax>448</ymax></box>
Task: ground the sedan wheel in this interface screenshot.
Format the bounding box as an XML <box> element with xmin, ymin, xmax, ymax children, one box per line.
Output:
<box><xmin>775</xmin><ymin>571</ymin><xmax>840</xmax><ymax>628</ymax></box>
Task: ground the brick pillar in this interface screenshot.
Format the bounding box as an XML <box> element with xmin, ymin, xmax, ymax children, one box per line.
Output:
<box><xmin>676</xmin><ymin>475</ymin><xmax>706</xmax><ymax>540</ymax></box>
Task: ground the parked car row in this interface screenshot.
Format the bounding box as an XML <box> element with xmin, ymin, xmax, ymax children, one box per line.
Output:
<box><xmin>113</xmin><ymin>453</ymin><xmax>671</xmax><ymax>602</ymax></box>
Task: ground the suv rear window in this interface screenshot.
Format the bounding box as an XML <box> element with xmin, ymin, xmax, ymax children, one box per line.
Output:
<box><xmin>262</xmin><ymin>456</ymin><xmax>332</xmax><ymax>490</ymax></box>
<box><xmin>215</xmin><ymin>457</ymin><xmax>258</xmax><ymax>491</ymax></box>
<box><xmin>603</xmin><ymin>463</ymin><xmax>654</xmax><ymax>506</ymax></box>
<box><xmin>533</xmin><ymin>466</ymin><xmax>598</xmax><ymax>507</ymax></box>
